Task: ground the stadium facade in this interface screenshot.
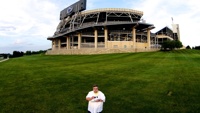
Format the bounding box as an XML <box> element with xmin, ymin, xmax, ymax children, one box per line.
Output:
<box><xmin>47</xmin><ymin>0</ymin><xmax>180</xmax><ymax>55</ymax></box>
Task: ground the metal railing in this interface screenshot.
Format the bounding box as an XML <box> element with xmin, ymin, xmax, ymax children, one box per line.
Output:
<box><xmin>59</xmin><ymin>21</ymin><xmax>138</xmax><ymax>35</ymax></box>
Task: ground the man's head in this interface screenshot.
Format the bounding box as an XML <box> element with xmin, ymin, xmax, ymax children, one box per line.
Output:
<box><xmin>93</xmin><ymin>84</ymin><xmax>99</xmax><ymax>93</ymax></box>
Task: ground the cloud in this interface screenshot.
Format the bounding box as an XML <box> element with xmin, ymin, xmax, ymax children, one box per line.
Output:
<box><xmin>0</xmin><ymin>0</ymin><xmax>59</xmax><ymax>53</ymax></box>
<box><xmin>0</xmin><ymin>0</ymin><xmax>97</xmax><ymax>37</ymax></box>
<box><xmin>0</xmin><ymin>0</ymin><xmax>59</xmax><ymax>37</ymax></box>
<box><xmin>1</xmin><ymin>0</ymin><xmax>200</xmax><ymax>54</ymax></box>
<box><xmin>14</xmin><ymin>39</ymin><xmax>25</xmax><ymax>45</ymax></box>
<box><xmin>128</xmin><ymin>0</ymin><xmax>200</xmax><ymax>46</ymax></box>
<box><xmin>0</xmin><ymin>26</ymin><xmax>16</xmax><ymax>31</ymax></box>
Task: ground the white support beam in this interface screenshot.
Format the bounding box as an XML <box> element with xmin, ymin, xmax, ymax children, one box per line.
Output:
<box><xmin>104</xmin><ymin>27</ymin><xmax>108</xmax><ymax>48</ymax></box>
<box><xmin>96</xmin><ymin>13</ymin><xmax>100</xmax><ymax>24</ymax></box>
<box><xmin>78</xmin><ymin>33</ymin><xmax>81</xmax><ymax>49</ymax></box>
<box><xmin>132</xmin><ymin>27</ymin><xmax>136</xmax><ymax>48</ymax></box>
<box><xmin>67</xmin><ymin>37</ymin><xmax>70</xmax><ymax>49</ymax></box>
<box><xmin>94</xmin><ymin>29</ymin><xmax>98</xmax><ymax>48</ymax></box>
<box><xmin>147</xmin><ymin>29</ymin><xmax>151</xmax><ymax>49</ymax></box>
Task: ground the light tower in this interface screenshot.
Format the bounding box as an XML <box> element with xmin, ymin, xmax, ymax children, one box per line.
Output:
<box><xmin>171</xmin><ymin>17</ymin><xmax>180</xmax><ymax>41</ymax></box>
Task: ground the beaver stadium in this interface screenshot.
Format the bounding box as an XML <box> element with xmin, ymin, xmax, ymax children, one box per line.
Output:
<box><xmin>47</xmin><ymin>0</ymin><xmax>180</xmax><ymax>54</ymax></box>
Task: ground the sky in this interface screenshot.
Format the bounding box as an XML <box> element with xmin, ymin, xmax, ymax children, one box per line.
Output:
<box><xmin>0</xmin><ymin>0</ymin><xmax>200</xmax><ymax>53</ymax></box>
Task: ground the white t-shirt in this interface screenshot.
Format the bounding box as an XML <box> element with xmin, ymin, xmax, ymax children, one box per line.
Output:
<box><xmin>86</xmin><ymin>91</ymin><xmax>106</xmax><ymax>113</ymax></box>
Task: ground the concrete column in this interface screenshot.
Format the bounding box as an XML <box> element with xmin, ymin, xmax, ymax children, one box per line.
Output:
<box><xmin>52</xmin><ymin>40</ymin><xmax>55</xmax><ymax>50</ymax></box>
<box><xmin>104</xmin><ymin>27</ymin><xmax>108</xmax><ymax>48</ymax></box>
<box><xmin>155</xmin><ymin>37</ymin><xmax>156</xmax><ymax>49</ymax></box>
<box><xmin>132</xmin><ymin>27</ymin><xmax>136</xmax><ymax>48</ymax></box>
<box><xmin>58</xmin><ymin>39</ymin><xmax>61</xmax><ymax>49</ymax></box>
<box><xmin>94</xmin><ymin>29</ymin><xmax>98</xmax><ymax>48</ymax></box>
<box><xmin>78</xmin><ymin>33</ymin><xmax>81</xmax><ymax>49</ymax></box>
<box><xmin>67</xmin><ymin>37</ymin><xmax>70</xmax><ymax>49</ymax></box>
<box><xmin>147</xmin><ymin>29</ymin><xmax>151</xmax><ymax>49</ymax></box>
<box><xmin>157</xmin><ymin>37</ymin><xmax>159</xmax><ymax>49</ymax></box>
<box><xmin>72</xmin><ymin>36</ymin><xmax>74</xmax><ymax>49</ymax></box>
<box><xmin>66</xmin><ymin>37</ymin><xmax>68</xmax><ymax>49</ymax></box>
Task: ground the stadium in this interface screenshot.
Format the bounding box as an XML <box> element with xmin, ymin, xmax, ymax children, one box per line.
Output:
<box><xmin>47</xmin><ymin>0</ymin><xmax>180</xmax><ymax>55</ymax></box>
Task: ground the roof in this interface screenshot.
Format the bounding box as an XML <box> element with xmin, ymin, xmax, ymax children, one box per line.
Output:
<box><xmin>155</xmin><ymin>26</ymin><xmax>173</xmax><ymax>34</ymax></box>
<box><xmin>47</xmin><ymin>22</ymin><xmax>154</xmax><ymax>40</ymax></box>
<box><xmin>81</xmin><ymin>8</ymin><xmax>143</xmax><ymax>16</ymax></box>
<box><xmin>155</xmin><ymin>26</ymin><xmax>174</xmax><ymax>39</ymax></box>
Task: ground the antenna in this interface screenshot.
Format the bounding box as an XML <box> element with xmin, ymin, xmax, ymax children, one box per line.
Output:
<box><xmin>171</xmin><ymin>17</ymin><xmax>173</xmax><ymax>24</ymax></box>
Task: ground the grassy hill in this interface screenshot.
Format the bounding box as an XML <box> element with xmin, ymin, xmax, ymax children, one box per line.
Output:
<box><xmin>0</xmin><ymin>50</ymin><xmax>200</xmax><ymax>113</ymax></box>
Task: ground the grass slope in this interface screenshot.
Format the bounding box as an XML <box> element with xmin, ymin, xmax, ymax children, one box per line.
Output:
<box><xmin>0</xmin><ymin>50</ymin><xmax>200</xmax><ymax>113</ymax></box>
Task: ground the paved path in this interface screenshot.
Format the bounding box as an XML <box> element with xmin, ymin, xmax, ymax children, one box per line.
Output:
<box><xmin>0</xmin><ymin>58</ymin><xmax>9</xmax><ymax>63</ymax></box>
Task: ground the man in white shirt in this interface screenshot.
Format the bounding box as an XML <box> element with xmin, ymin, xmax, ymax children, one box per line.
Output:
<box><xmin>86</xmin><ymin>84</ymin><xmax>106</xmax><ymax>113</ymax></box>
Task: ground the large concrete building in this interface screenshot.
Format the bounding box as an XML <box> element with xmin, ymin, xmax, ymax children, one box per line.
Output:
<box><xmin>155</xmin><ymin>24</ymin><xmax>180</xmax><ymax>46</ymax></box>
<box><xmin>46</xmin><ymin>0</ymin><xmax>180</xmax><ymax>55</ymax></box>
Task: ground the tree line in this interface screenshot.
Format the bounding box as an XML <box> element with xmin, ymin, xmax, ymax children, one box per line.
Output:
<box><xmin>186</xmin><ymin>45</ymin><xmax>200</xmax><ymax>50</ymax></box>
<box><xmin>0</xmin><ymin>50</ymin><xmax>47</xmax><ymax>58</ymax></box>
<box><xmin>24</xmin><ymin>50</ymin><xmax>47</xmax><ymax>55</ymax></box>
<box><xmin>0</xmin><ymin>53</ymin><xmax>11</xmax><ymax>59</ymax></box>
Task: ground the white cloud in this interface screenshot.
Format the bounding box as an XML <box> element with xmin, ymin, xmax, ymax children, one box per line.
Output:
<box><xmin>0</xmin><ymin>0</ymin><xmax>61</xmax><ymax>53</ymax></box>
<box><xmin>129</xmin><ymin>0</ymin><xmax>200</xmax><ymax>47</ymax></box>
<box><xmin>1</xmin><ymin>0</ymin><xmax>200</xmax><ymax>53</ymax></box>
<box><xmin>14</xmin><ymin>39</ymin><xmax>25</xmax><ymax>45</ymax></box>
<box><xmin>0</xmin><ymin>0</ymin><xmax>59</xmax><ymax>37</ymax></box>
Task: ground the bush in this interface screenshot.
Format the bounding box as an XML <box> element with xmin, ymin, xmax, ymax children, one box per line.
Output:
<box><xmin>161</xmin><ymin>40</ymin><xmax>183</xmax><ymax>51</ymax></box>
<box><xmin>194</xmin><ymin>46</ymin><xmax>200</xmax><ymax>50</ymax></box>
<box><xmin>186</xmin><ymin>45</ymin><xmax>191</xmax><ymax>49</ymax></box>
<box><xmin>10</xmin><ymin>51</ymin><xmax>24</xmax><ymax>58</ymax></box>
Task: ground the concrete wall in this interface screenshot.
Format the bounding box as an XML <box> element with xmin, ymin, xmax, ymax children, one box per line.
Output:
<box><xmin>46</xmin><ymin>48</ymin><xmax>159</xmax><ymax>55</ymax></box>
<box><xmin>107</xmin><ymin>41</ymin><xmax>134</xmax><ymax>48</ymax></box>
<box><xmin>47</xmin><ymin>41</ymin><xmax>157</xmax><ymax>55</ymax></box>
<box><xmin>136</xmin><ymin>43</ymin><xmax>149</xmax><ymax>49</ymax></box>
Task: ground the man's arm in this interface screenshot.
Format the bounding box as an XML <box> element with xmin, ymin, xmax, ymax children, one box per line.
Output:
<box><xmin>100</xmin><ymin>92</ymin><xmax>106</xmax><ymax>102</ymax></box>
<box><xmin>95</xmin><ymin>99</ymin><xmax>103</xmax><ymax>102</ymax></box>
<box><xmin>94</xmin><ymin>92</ymin><xmax>105</xmax><ymax>102</ymax></box>
<box><xmin>86</xmin><ymin>92</ymin><xmax>93</xmax><ymax>101</ymax></box>
<box><xmin>86</xmin><ymin>96</ymin><xmax>94</xmax><ymax>101</ymax></box>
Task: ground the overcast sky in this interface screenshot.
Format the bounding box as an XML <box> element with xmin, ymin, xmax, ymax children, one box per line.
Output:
<box><xmin>0</xmin><ymin>0</ymin><xmax>200</xmax><ymax>53</ymax></box>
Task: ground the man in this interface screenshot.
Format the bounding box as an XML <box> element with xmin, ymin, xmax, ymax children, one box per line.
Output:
<box><xmin>86</xmin><ymin>84</ymin><xmax>106</xmax><ymax>113</ymax></box>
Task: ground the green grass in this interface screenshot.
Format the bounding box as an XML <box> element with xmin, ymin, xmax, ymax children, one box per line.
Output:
<box><xmin>0</xmin><ymin>49</ymin><xmax>200</xmax><ymax>113</ymax></box>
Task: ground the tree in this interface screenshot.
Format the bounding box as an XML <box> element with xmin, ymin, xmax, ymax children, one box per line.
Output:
<box><xmin>25</xmin><ymin>51</ymin><xmax>32</xmax><ymax>55</ymax></box>
<box><xmin>161</xmin><ymin>40</ymin><xmax>170</xmax><ymax>51</ymax></box>
<box><xmin>0</xmin><ymin>54</ymin><xmax>10</xmax><ymax>58</ymax></box>
<box><xmin>161</xmin><ymin>40</ymin><xmax>183</xmax><ymax>51</ymax></box>
<box><xmin>194</xmin><ymin>46</ymin><xmax>200</xmax><ymax>50</ymax></box>
<box><xmin>11</xmin><ymin>51</ymin><xmax>24</xmax><ymax>58</ymax></box>
<box><xmin>186</xmin><ymin>45</ymin><xmax>191</xmax><ymax>49</ymax></box>
<box><xmin>174</xmin><ymin>40</ymin><xmax>183</xmax><ymax>49</ymax></box>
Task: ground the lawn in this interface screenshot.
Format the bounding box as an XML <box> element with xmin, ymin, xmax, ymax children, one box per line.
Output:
<box><xmin>0</xmin><ymin>50</ymin><xmax>200</xmax><ymax>113</ymax></box>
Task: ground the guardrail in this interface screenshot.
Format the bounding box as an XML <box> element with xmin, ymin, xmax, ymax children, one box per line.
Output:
<box><xmin>59</xmin><ymin>21</ymin><xmax>138</xmax><ymax>35</ymax></box>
